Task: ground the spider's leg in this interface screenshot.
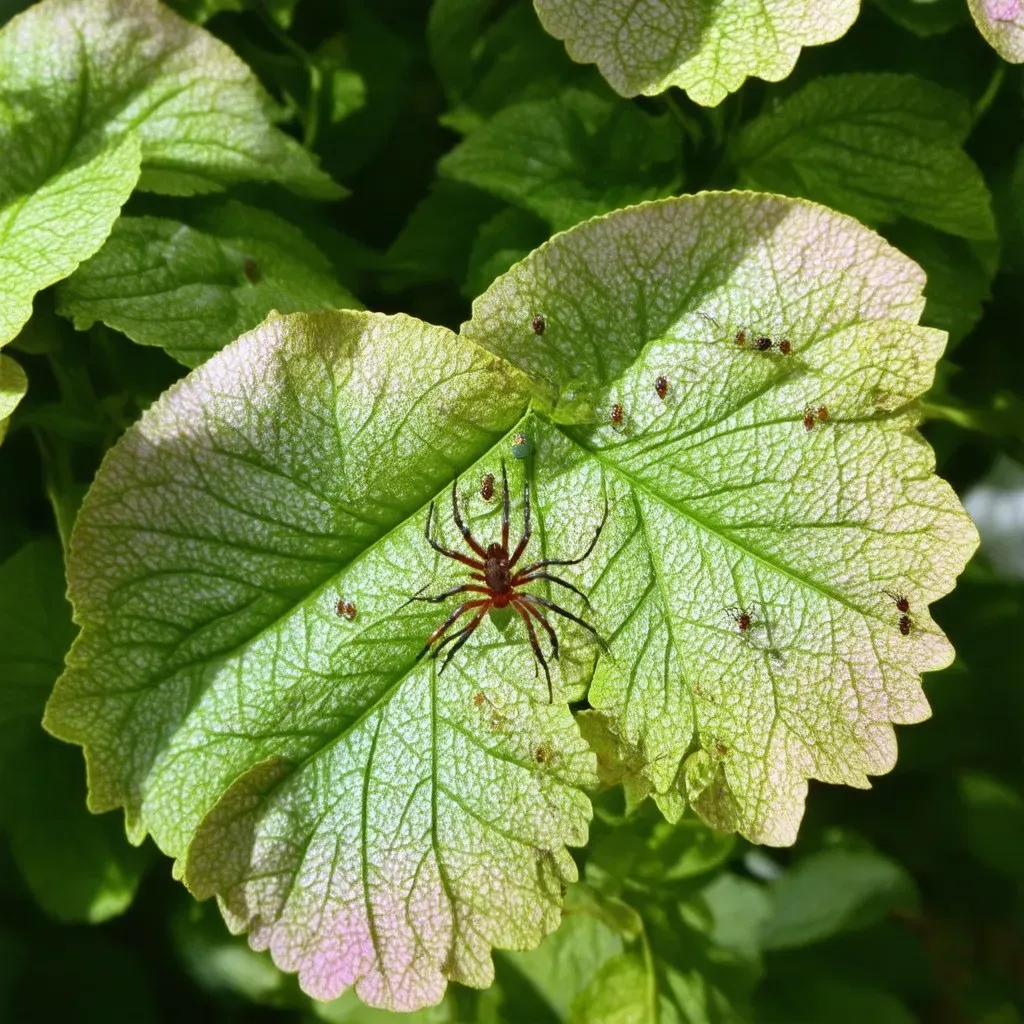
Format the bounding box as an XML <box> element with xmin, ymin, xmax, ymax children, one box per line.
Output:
<box><xmin>513</xmin><ymin>599</ymin><xmax>553</xmax><ymax>701</ymax></box>
<box><xmin>417</xmin><ymin>598</ymin><xmax>488</xmax><ymax>660</ymax></box>
<box><xmin>512</xmin><ymin>571</ymin><xmax>590</xmax><ymax>607</ymax></box>
<box><xmin>425</xmin><ymin>501</ymin><xmax>486</xmax><ymax>571</ymax></box>
<box><xmin>517</xmin><ymin>494</ymin><xmax>608</xmax><ymax>574</ymax></box>
<box><xmin>412</xmin><ymin>583</ymin><xmax>490</xmax><ymax>604</ymax></box>
<box><xmin>508</xmin><ymin>460</ymin><xmax>532</xmax><ymax>567</ymax></box>
<box><xmin>438</xmin><ymin>608</ymin><xmax>488</xmax><ymax>674</ymax></box>
<box><xmin>432</xmin><ymin>611</ymin><xmax>485</xmax><ymax>658</ymax></box>
<box><xmin>519</xmin><ymin>593</ymin><xmax>608</xmax><ymax>652</ymax></box>
<box><xmin>518</xmin><ymin>596</ymin><xmax>559</xmax><ymax>660</ymax></box>
<box><xmin>451</xmin><ymin>478</ymin><xmax>488</xmax><ymax>559</ymax></box>
<box><xmin>501</xmin><ymin>458</ymin><xmax>511</xmax><ymax>551</ymax></box>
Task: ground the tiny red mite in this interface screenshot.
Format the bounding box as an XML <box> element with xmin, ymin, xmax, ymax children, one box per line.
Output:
<box><xmin>531</xmin><ymin>313</ymin><xmax>546</xmax><ymax>335</ymax></box>
<box><xmin>473</xmin><ymin>691</ymin><xmax>486</xmax><ymax>707</ymax></box>
<box><xmin>535</xmin><ymin>745</ymin><xmax>549</xmax><ymax>764</ymax></box>
<box><xmin>898</xmin><ymin>614</ymin><xmax>912</xmax><ymax>636</ymax></box>
<box><xmin>777</xmin><ymin>339</ymin><xmax>792</xmax><ymax>355</ymax></box>
<box><xmin>243</xmin><ymin>257</ymin><xmax>260</xmax><ymax>283</ymax></box>
<box><xmin>715</xmin><ymin>741</ymin><xmax>728</xmax><ymax>757</ymax></box>
<box><xmin>336</xmin><ymin>599</ymin><xmax>356</xmax><ymax>620</ymax></box>
<box><xmin>816</xmin><ymin>405</ymin><xmax>830</xmax><ymax>423</ymax></box>
<box><xmin>480</xmin><ymin>473</ymin><xmax>494</xmax><ymax>501</ymax></box>
<box><xmin>885</xmin><ymin>590</ymin><xmax>911</xmax><ymax>614</ymax></box>
<box><xmin>655</xmin><ymin>375</ymin><xmax>670</xmax><ymax>400</ymax></box>
<box><xmin>755</xmin><ymin>336</ymin><xmax>773</xmax><ymax>352</ymax></box>
<box><xmin>735</xmin><ymin>329</ymin><xmax>747</xmax><ymax>347</ymax></box>
<box><xmin>610</xmin><ymin>403</ymin><xmax>624</xmax><ymax>427</ymax></box>
<box><xmin>803</xmin><ymin>410</ymin><xmax>816</xmax><ymax>431</ymax></box>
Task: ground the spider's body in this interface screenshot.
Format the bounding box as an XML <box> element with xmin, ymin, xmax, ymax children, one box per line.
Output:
<box><xmin>413</xmin><ymin>460</ymin><xmax>607</xmax><ymax>699</ymax></box>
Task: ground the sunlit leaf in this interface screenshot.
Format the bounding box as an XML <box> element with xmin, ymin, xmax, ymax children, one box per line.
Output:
<box><xmin>967</xmin><ymin>0</ymin><xmax>1024</xmax><ymax>61</ymax></box>
<box><xmin>533</xmin><ymin>0</ymin><xmax>860</xmax><ymax>105</ymax></box>
<box><xmin>464</xmin><ymin>192</ymin><xmax>977</xmax><ymax>845</ymax></box>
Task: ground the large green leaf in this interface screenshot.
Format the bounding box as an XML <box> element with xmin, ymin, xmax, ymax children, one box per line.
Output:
<box><xmin>533</xmin><ymin>0</ymin><xmax>860</xmax><ymax>105</ymax></box>
<box><xmin>439</xmin><ymin>89</ymin><xmax>681</xmax><ymax>232</ymax></box>
<box><xmin>57</xmin><ymin>201</ymin><xmax>361</xmax><ymax>367</ymax></box>
<box><xmin>0</xmin><ymin>540</ymin><xmax>149</xmax><ymax>922</ymax></box>
<box><xmin>45</xmin><ymin>194</ymin><xmax>975</xmax><ymax>1009</ymax></box>
<box><xmin>0</xmin><ymin>0</ymin><xmax>340</xmax><ymax>347</ymax></box>
<box><xmin>731</xmin><ymin>74</ymin><xmax>996</xmax><ymax>241</ymax></box>
<box><xmin>967</xmin><ymin>0</ymin><xmax>1024</xmax><ymax>61</ymax></box>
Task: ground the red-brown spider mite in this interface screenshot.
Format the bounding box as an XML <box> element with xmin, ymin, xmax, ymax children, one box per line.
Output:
<box><xmin>472</xmin><ymin>691</ymin><xmax>486</xmax><ymax>707</ymax></box>
<box><xmin>728</xmin><ymin>608</ymin><xmax>752</xmax><ymax>632</ymax></box>
<box><xmin>735</xmin><ymin>329</ymin><xmax>747</xmax><ymax>347</ymax></box>
<box><xmin>754</xmin><ymin>336</ymin><xmax>773</xmax><ymax>352</ymax></box>
<box><xmin>655</xmin><ymin>376</ymin><xmax>670</xmax><ymax>400</ymax></box>
<box><xmin>531</xmin><ymin>313</ymin><xmax>546</xmax><ymax>335</ymax></box>
<box><xmin>816</xmin><ymin>405</ymin><xmax>830</xmax><ymax>423</ymax></box>
<box><xmin>777</xmin><ymin>339</ymin><xmax>792</xmax><ymax>356</ymax></box>
<box><xmin>884</xmin><ymin>589</ymin><xmax>910</xmax><ymax>614</ymax></box>
<box><xmin>336</xmin><ymin>599</ymin><xmax>356</xmax><ymax>620</ymax></box>
<box><xmin>803</xmin><ymin>410</ymin><xmax>816</xmax><ymax>431</ymax></box>
<box><xmin>480</xmin><ymin>473</ymin><xmax>494</xmax><ymax>501</ymax></box>
<box><xmin>898</xmin><ymin>614</ymin><xmax>912</xmax><ymax>637</ymax></box>
<box><xmin>610</xmin><ymin>404</ymin><xmax>624</xmax><ymax>427</ymax></box>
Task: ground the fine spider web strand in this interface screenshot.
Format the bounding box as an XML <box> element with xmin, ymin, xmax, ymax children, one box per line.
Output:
<box><xmin>450</xmin><ymin>476</ymin><xmax>488</xmax><ymax>559</ymax></box>
<box><xmin>513</xmin><ymin>570</ymin><xmax>591</xmax><ymax>608</ymax></box>
<box><xmin>518</xmin><ymin>593</ymin><xmax>608</xmax><ymax>652</ymax></box>
<box><xmin>517</xmin><ymin>495</ymin><xmax>608</xmax><ymax>575</ymax></box>
<box><xmin>424</xmin><ymin>501</ymin><xmax>485</xmax><ymax>571</ymax></box>
<box><xmin>512</xmin><ymin>599</ymin><xmax>552</xmax><ymax>701</ymax></box>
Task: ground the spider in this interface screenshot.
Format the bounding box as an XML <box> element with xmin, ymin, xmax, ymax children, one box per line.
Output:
<box><xmin>412</xmin><ymin>460</ymin><xmax>608</xmax><ymax>700</ymax></box>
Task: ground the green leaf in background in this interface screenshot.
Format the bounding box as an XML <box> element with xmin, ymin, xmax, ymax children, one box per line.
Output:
<box><xmin>0</xmin><ymin>0</ymin><xmax>339</xmax><ymax>199</ymax></box>
<box><xmin>0</xmin><ymin>355</ymin><xmax>27</xmax><ymax>444</ymax></box>
<box><xmin>439</xmin><ymin>89</ymin><xmax>681</xmax><ymax>232</ymax></box>
<box><xmin>872</xmin><ymin>0</ymin><xmax>969</xmax><ymax>36</ymax></box>
<box><xmin>760</xmin><ymin>848</ymin><xmax>918</xmax><ymax>950</ymax></box>
<box><xmin>463</xmin><ymin>206</ymin><xmax>550</xmax><ymax>302</ymax></box>
<box><xmin>0</xmin><ymin>540</ymin><xmax>149</xmax><ymax>923</ymax></box>
<box><xmin>383</xmin><ymin>180</ymin><xmax>505</xmax><ymax>290</ymax></box>
<box><xmin>429</xmin><ymin>0</ymin><xmax>594</xmax><ymax>131</ymax></box>
<box><xmin>503</xmin><ymin>897</ymin><xmax>624</xmax><ymax>1020</ymax></box>
<box><xmin>533</xmin><ymin>0</ymin><xmax>860</xmax><ymax>105</ymax></box>
<box><xmin>44</xmin><ymin>193</ymin><xmax>977</xmax><ymax>1008</ymax></box>
<box><xmin>957</xmin><ymin>771</ymin><xmax>1024</xmax><ymax>879</ymax></box>
<box><xmin>967</xmin><ymin>0</ymin><xmax>1024</xmax><ymax>62</ymax></box>
<box><xmin>732</xmin><ymin>74</ymin><xmax>996</xmax><ymax>240</ymax></box>
<box><xmin>57</xmin><ymin>201</ymin><xmax>361</xmax><ymax>367</ymax></box>
<box><xmin>464</xmin><ymin>193</ymin><xmax>977</xmax><ymax>844</ymax></box>
<box><xmin>883</xmin><ymin>222</ymin><xmax>996</xmax><ymax>349</ymax></box>
<box><xmin>0</xmin><ymin>138</ymin><xmax>141</xmax><ymax>348</ymax></box>
<box><xmin>758</xmin><ymin>977</ymin><xmax>916</xmax><ymax>1024</ymax></box>
<box><xmin>0</xmin><ymin>0</ymin><xmax>343</xmax><ymax>347</ymax></box>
